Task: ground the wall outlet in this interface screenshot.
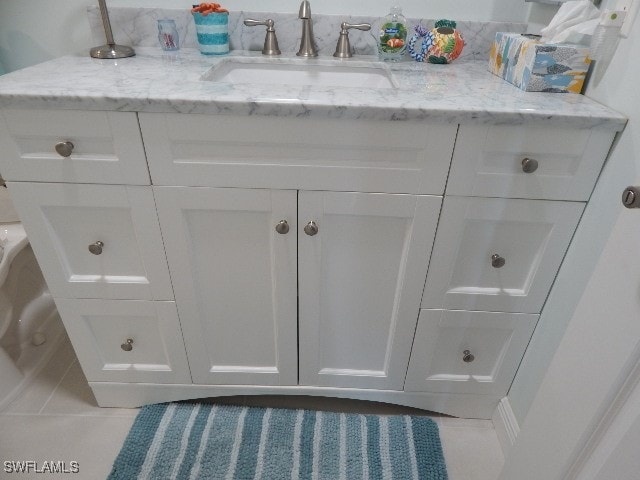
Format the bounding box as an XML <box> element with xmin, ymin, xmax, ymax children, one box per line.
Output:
<box><xmin>617</xmin><ymin>0</ymin><xmax>639</xmax><ymax>37</ymax></box>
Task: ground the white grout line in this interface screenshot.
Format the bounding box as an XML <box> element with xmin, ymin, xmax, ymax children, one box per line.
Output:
<box><xmin>37</xmin><ymin>359</ymin><xmax>79</xmax><ymax>415</ymax></box>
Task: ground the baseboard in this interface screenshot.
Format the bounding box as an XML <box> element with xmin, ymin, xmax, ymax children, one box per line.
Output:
<box><xmin>492</xmin><ymin>397</ymin><xmax>520</xmax><ymax>456</ymax></box>
<box><xmin>89</xmin><ymin>382</ymin><xmax>501</xmax><ymax>419</ymax></box>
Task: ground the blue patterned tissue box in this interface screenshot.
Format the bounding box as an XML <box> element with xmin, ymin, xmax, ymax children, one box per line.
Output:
<box><xmin>489</xmin><ymin>32</ymin><xmax>591</xmax><ymax>93</ymax></box>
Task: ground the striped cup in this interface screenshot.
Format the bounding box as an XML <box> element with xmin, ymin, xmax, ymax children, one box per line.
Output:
<box><xmin>192</xmin><ymin>12</ymin><xmax>229</xmax><ymax>55</ymax></box>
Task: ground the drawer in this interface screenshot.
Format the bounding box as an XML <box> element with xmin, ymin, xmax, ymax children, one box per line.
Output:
<box><xmin>404</xmin><ymin>309</ymin><xmax>537</xmax><ymax>395</ymax></box>
<box><xmin>422</xmin><ymin>196</ymin><xmax>584</xmax><ymax>313</ymax></box>
<box><xmin>139</xmin><ymin>113</ymin><xmax>457</xmax><ymax>194</ymax></box>
<box><xmin>0</xmin><ymin>109</ymin><xmax>149</xmax><ymax>185</ymax></box>
<box><xmin>447</xmin><ymin>124</ymin><xmax>615</xmax><ymax>201</ymax></box>
<box><xmin>55</xmin><ymin>299</ymin><xmax>191</xmax><ymax>384</ymax></box>
<box><xmin>7</xmin><ymin>183</ymin><xmax>173</xmax><ymax>300</ymax></box>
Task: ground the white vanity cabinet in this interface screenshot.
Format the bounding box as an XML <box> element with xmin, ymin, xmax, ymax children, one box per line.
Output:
<box><xmin>0</xmin><ymin>106</ymin><xmax>617</xmax><ymax>418</ymax></box>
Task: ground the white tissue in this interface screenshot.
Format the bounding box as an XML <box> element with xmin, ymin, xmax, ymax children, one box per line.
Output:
<box><xmin>540</xmin><ymin>0</ymin><xmax>601</xmax><ymax>45</ymax></box>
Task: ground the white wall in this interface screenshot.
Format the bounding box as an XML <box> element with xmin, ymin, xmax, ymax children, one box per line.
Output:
<box><xmin>507</xmin><ymin>0</ymin><xmax>640</xmax><ymax>428</ymax></box>
<box><xmin>107</xmin><ymin>0</ymin><xmax>528</xmax><ymax>21</ymax></box>
<box><xmin>0</xmin><ymin>0</ymin><xmax>530</xmax><ymax>73</ymax></box>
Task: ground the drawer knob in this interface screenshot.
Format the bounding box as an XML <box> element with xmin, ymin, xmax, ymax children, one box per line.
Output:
<box><xmin>521</xmin><ymin>157</ymin><xmax>539</xmax><ymax>173</ymax></box>
<box><xmin>55</xmin><ymin>141</ymin><xmax>75</xmax><ymax>158</ymax></box>
<box><xmin>88</xmin><ymin>241</ymin><xmax>104</xmax><ymax>255</ymax></box>
<box><xmin>491</xmin><ymin>254</ymin><xmax>506</xmax><ymax>268</ymax></box>
<box><xmin>120</xmin><ymin>338</ymin><xmax>134</xmax><ymax>352</ymax></box>
<box><xmin>275</xmin><ymin>220</ymin><xmax>290</xmax><ymax>234</ymax></box>
<box><xmin>463</xmin><ymin>350</ymin><xmax>475</xmax><ymax>363</ymax></box>
<box><xmin>304</xmin><ymin>221</ymin><xmax>319</xmax><ymax>236</ymax></box>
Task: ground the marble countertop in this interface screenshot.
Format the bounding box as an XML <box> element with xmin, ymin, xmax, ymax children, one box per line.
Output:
<box><xmin>0</xmin><ymin>47</ymin><xmax>626</xmax><ymax>130</ymax></box>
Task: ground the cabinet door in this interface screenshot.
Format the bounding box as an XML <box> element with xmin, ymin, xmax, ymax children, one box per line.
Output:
<box><xmin>55</xmin><ymin>299</ymin><xmax>191</xmax><ymax>384</ymax></box>
<box><xmin>405</xmin><ymin>309</ymin><xmax>538</xmax><ymax>395</ymax></box>
<box><xmin>422</xmin><ymin>197</ymin><xmax>584</xmax><ymax>313</ymax></box>
<box><xmin>298</xmin><ymin>191</ymin><xmax>442</xmax><ymax>390</ymax></box>
<box><xmin>154</xmin><ymin>187</ymin><xmax>297</xmax><ymax>386</ymax></box>
<box><xmin>7</xmin><ymin>183</ymin><xmax>173</xmax><ymax>300</ymax></box>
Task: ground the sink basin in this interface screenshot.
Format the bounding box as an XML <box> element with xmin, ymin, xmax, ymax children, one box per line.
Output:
<box><xmin>201</xmin><ymin>58</ymin><xmax>396</xmax><ymax>89</ymax></box>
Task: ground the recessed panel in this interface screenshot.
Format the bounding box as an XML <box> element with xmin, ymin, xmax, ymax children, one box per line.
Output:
<box><xmin>422</xmin><ymin>197</ymin><xmax>584</xmax><ymax>313</ymax></box>
<box><xmin>0</xmin><ymin>109</ymin><xmax>149</xmax><ymax>184</ymax></box>
<box><xmin>7</xmin><ymin>183</ymin><xmax>173</xmax><ymax>300</ymax></box>
<box><xmin>318</xmin><ymin>213</ymin><xmax>409</xmax><ymax>373</ymax></box>
<box><xmin>56</xmin><ymin>299</ymin><xmax>191</xmax><ymax>384</ymax></box>
<box><xmin>447</xmin><ymin>125</ymin><xmax>614</xmax><ymax>201</ymax></box>
<box><xmin>43</xmin><ymin>205</ymin><xmax>146</xmax><ymax>281</ymax></box>
<box><xmin>448</xmin><ymin>219</ymin><xmax>553</xmax><ymax>296</ymax></box>
<box><xmin>185</xmin><ymin>209</ymin><xmax>277</xmax><ymax>369</ymax></box>
<box><xmin>405</xmin><ymin>309</ymin><xmax>538</xmax><ymax>395</ymax></box>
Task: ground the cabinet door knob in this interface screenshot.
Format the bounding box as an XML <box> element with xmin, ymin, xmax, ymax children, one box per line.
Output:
<box><xmin>491</xmin><ymin>254</ymin><xmax>506</xmax><ymax>268</ymax></box>
<box><xmin>304</xmin><ymin>221</ymin><xmax>319</xmax><ymax>236</ymax></box>
<box><xmin>121</xmin><ymin>338</ymin><xmax>134</xmax><ymax>351</ymax></box>
<box><xmin>275</xmin><ymin>220</ymin><xmax>290</xmax><ymax>234</ymax></box>
<box><xmin>55</xmin><ymin>141</ymin><xmax>74</xmax><ymax>158</ymax></box>
<box><xmin>521</xmin><ymin>157</ymin><xmax>539</xmax><ymax>173</ymax></box>
<box><xmin>88</xmin><ymin>241</ymin><xmax>104</xmax><ymax>255</ymax></box>
<box><xmin>463</xmin><ymin>350</ymin><xmax>475</xmax><ymax>363</ymax></box>
<box><xmin>622</xmin><ymin>186</ymin><xmax>640</xmax><ymax>208</ymax></box>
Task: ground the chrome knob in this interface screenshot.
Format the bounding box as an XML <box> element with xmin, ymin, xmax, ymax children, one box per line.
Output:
<box><xmin>491</xmin><ymin>254</ymin><xmax>506</xmax><ymax>268</ymax></box>
<box><xmin>622</xmin><ymin>186</ymin><xmax>640</xmax><ymax>208</ymax></box>
<box><xmin>304</xmin><ymin>221</ymin><xmax>318</xmax><ymax>236</ymax></box>
<box><xmin>275</xmin><ymin>220</ymin><xmax>290</xmax><ymax>234</ymax></box>
<box><xmin>463</xmin><ymin>350</ymin><xmax>475</xmax><ymax>363</ymax></box>
<box><xmin>521</xmin><ymin>157</ymin><xmax>539</xmax><ymax>173</ymax></box>
<box><xmin>120</xmin><ymin>338</ymin><xmax>133</xmax><ymax>352</ymax></box>
<box><xmin>88</xmin><ymin>241</ymin><xmax>104</xmax><ymax>255</ymax></box>
<box><xmin>55</xmin><ymin>141</ymin><xmax>74</xmax><ymax>158</ymax></box>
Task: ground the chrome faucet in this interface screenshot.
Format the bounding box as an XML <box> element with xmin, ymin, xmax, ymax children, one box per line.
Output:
<box><xmin>296</xmin><ymin>1</ymin><xmax>318</xmax><ymax>57</ymax></box>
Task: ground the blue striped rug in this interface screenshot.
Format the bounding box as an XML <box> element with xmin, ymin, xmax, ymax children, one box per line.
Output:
<box><xmin>108</xmin><ymin>402</ymin><xmax>448</xmax><ymax>480</ymax></box>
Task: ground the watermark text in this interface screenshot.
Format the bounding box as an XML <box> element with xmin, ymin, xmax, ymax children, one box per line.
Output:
<box><xmin>4</xmin><ymin>460</ymin><xmax>80</xmax><ymax>474</ymax></box>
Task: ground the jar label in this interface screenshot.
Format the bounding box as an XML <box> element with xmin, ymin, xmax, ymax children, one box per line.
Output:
<box><xmin>380</xmin><ymin>22</ymin><xmax>407</xmax><ymax>53</ymax></box>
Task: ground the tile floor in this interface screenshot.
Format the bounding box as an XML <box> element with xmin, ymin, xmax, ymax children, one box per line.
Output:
<box><xmin>0</xmin><ymin>336</ymin><xmax>504</xmax><ymax>479</ymax></box>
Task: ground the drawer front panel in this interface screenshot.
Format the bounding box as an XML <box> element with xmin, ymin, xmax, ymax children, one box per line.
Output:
<box><xmin>139</xmin><ymin>113</ymin><xmax>456</xmax><ymax>194</ymax></box>
<box><xmin>422</xmin><ymin>196</ymin><xmax>584</xmax><ymax>313</ymax></box>
<box><xmin>405</xmin><ymin>309</ymin><xmax>538</xmax><ymax>395</ymax></box>
<box><xmin>56</xmin><ymin>299</ymin><xmax>191</xmax><ymax>384</ymax></box>
<box><xmin>447</xmin><ymin>125</ymin><xmax>615</xmax><ymax>201</ymax></box>
<box><xmin>7</xmin><ymin>183</ymin><xmax>173</xmax><ymax>300</ymax></box>
<box><xmin>0</xmin><ymin>109</ymin><xmax>149</xmax><ymax>185</ymax></box>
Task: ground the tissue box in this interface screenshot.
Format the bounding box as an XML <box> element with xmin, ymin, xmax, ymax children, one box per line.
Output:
<box><xmin>489</xmin><ymin>32</ymin><xmax>591</xmax><ymax>93</ymax></box>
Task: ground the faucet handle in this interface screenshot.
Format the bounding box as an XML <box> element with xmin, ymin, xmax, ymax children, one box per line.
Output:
<box><xmin>342</xmin><ymin>23</ymin><xmax>372</xmax><ymax>32</ymax></box>
<box><xmin>244</xmin><ymin>18</ymin><xmax>281</xmax><ymax>55</ymax></box>
<box><xmin>333</xmin><ymin>22</ymin><xmax>372</xmax><ymax>58</ymax></box>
